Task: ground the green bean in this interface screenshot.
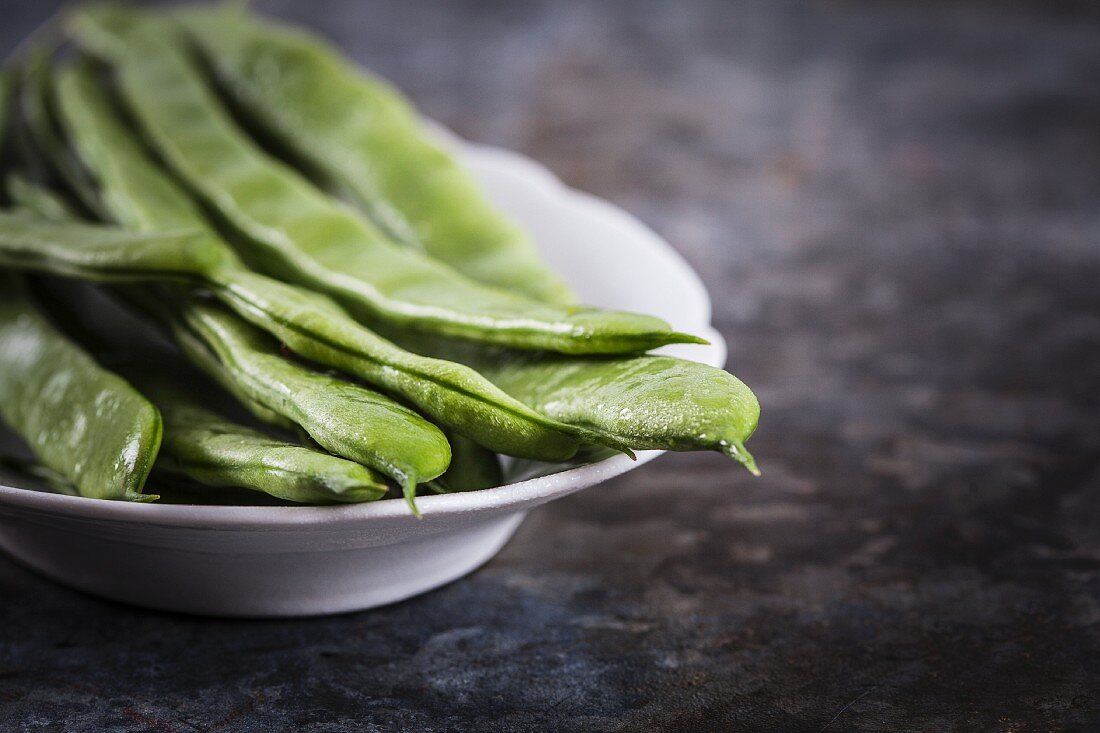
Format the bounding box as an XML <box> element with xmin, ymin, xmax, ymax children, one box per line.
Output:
<box><xmin>405</xmin><ymin>336</ymin><xmax>760</xmax><ymax>473</ymax></box>
<box><xmin>0</xmin><ymin>211</ymin><xmax>224</xmax><ymax>281</ymax></box>
<box><xmin>496</xmin><ymin>356</ymin><xmax>759</xmax><ymax>472</ymax></box>
<box><xmin>0</xmin><ymin>276</ymin><xmax>161</xmax><ymax>500</ymax></box>
<box><xmin>174</xmin><ymin>7</ymin><xmax>574</xmax><ymax>305</ymax></box>
<box><xmin>0</xmin><ymin>212</ymin><xmax>612</xmax><ymax>461</ymax></box>
<box><xmin>6</xmin><ymin>172</ymin><xmax>80</xmax><ymax>221</ymax></box>
<box><xmin>34</xmin><ymin>66</ymin><xmax>337</xmax><ymax>468</ymax></box>
<box><xmin>151</xmin><ymin>294</ymin><xmax>452</xmax><ymax>509</ymax></box>
<box><xmin>53</xmin><ymin>57</ymin><xmax>208</xmax><ymax>232</ymax></box>
<box><xmin>425</xmin><ymin>433</ymin><xmax>503</xmax><ymax>495</ymax></box>
<box><xmin>18</xmin><ymin>48</ymin><xmax>106</xmax><ymax>217</ymax></box>
<box><xmin>68</xmin><ymin>7</ymin><xmax>703</xmax><ymax>355</ymax></box>
<box><xmin>150</xmin><ymin>384</ymin><xmax>389</xmax><ymax>504</ymax></box>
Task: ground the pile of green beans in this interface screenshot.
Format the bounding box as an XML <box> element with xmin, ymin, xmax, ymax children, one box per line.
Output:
<box><xmin>0</xmin><ymin>3</ymin><xmax>761</xmax><ymax>512</ymax></box>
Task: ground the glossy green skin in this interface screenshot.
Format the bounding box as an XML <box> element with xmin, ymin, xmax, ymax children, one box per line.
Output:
<box><xmin>34</xmin><ymin>275</ymin><xmax>391</xmax><ymax>505</ymax></box>
<box><xmin>166</xmin><ymin>298</ymin><xmax>452</xmax><ymax>502</ymax></box>
<box><xmin>410</xmin><ymin>336</ymin><xmax>760</xmax><ymax>473</ymax></box>
<box><xmin>0</xmin><ymin>278</ymin><xmax>162</xmax><ymax>500</ymax></box>
<box><xmin>0</xmin><ymin>212</ymin><xmax>592</xmax><ymax>461</ymax></box>
<box><xmin>151</xmin><ymin>385</ymin><xmax>389</xmax><ymax>505</ymax></box>
<box><xmin>489</xmin><ymin>355</ymin><xmax>759</xmax><ymax>472</ymax></box>
<box><xmin>176</xmin><ymin>8</ymin><xmax>574</xmax><ymax>306</ymax></box>
<box><xmin>68</xmin><ymin>8</ymin><xmax>701</xmax><ymax>355</ymax></box>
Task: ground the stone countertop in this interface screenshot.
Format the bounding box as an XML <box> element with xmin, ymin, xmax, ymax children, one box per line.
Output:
<box><xmin>2</xmin><ymin>0</ymin><xmax>1099</xmax><ymax>730</ymax></box>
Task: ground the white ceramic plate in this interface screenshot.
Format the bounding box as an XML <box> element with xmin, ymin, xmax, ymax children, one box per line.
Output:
<box><xmin>0</xmin><ymin>133</ymin><xmax>724</xmax><ymax>617</ymax></box>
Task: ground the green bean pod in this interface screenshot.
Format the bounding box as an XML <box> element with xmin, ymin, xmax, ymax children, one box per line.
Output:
<box><xmin>53</xmin><ymin>57</ymin><xmax>208</xmax><ymax>232</ymax></box>
<box><xmin>0</xmin><ymin>276</ymin><xmax>161</xmax><ymax>500</ymax></box>
<box><xmin>0</xmin><ymin>211</ymin><xmax>224</xmax><ymax>281</ymax></box>
<box><xmin>0</xmin><ymin>212</ymin><xmax>613</xmax><ymax>461</ymax></box>
<box><xmin>7</xmin><ymin>172</ymin><xmax>81</xmax><ymax>221</ymax></box>
<box><xmin>174</xmin><ymin>7</ymin><xmax>574</xmax><ymax>305</ymax></box>
<box><xmin>406</xmin><ymin>336</ymin><xmax>761</xmax><ymax>474</ymax></box>
<box><xmin>489</xmin><ymin>355</ymin><xmax>759</xmax><ymax>473</ymax></box>
<box><xmin>18</xmin><ymin>48</ymin><xmax>107</xmax><ymax>217</ymax></box>
<box><xmin>157</xmin><ymin>296</ymin><xmax>452</xmax><ymax>508</ymax></box>
<box><xmin>67</xmin><ymin>7</ymin><xmax>703</xmax><ymax>355</ymax></box>
<box><xmin>150</xmin><ymin>384</ymin><xmax>390</xmax><ymax>505</ymax></box>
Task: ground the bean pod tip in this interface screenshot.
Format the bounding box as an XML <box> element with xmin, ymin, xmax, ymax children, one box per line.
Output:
<box><xmin>722</xmin><ymin>441</ymin><xmax>760</xmax><ymax>476</ymax></box>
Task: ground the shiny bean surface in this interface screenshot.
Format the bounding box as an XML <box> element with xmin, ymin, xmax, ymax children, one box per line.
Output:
<box><xmin>0</xmin><ymin>277</ymin><xmax>162</xmax><ymax>500</ymax></box>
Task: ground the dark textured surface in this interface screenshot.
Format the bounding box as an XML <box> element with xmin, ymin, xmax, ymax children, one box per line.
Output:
<box><xmin>3</xmin><ymin>0</ymin><xmax>1100</xmax><ymax>730</ymax></box>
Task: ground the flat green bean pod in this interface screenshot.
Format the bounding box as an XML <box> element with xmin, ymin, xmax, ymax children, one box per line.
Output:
<box><xmin>18</xmin><ymin>49</ymin><xmax>107</xmax><ymax>217</ymax></box>
<box><xmin>174</xmin><ymin>7</ymin><xmax>574</xmax><ymax>305</ymax></box>
<box><xmin>53</xmin><ymin>57</ymin><xmax>207</xmax><ymax>231</ymax></box>
<box><xmin>68</xmin><ymin>7</ymin><xmax>703</xmax><ymax>355</ymax></box>
<box><xmin>0</xmin><ymin>211</ymin><xmax>223</xmax><ymax>281</ymax></box>
<box><xmin>490</xmin><ymin>356</ymin><xmax>759</xmax><ymax>473</ymax></box>
<box><xmin>150</xmin><ymin>383</ymin><xmax>390</xmax><ymax>505</ymax></box>
<box><xmin>7</xmin><ymin>172</ymin><xmax>81</xmax><ymax>221</ymax></box>
<box><xmin>157</xmin><ymin>296</ymin><xmax>452</xmax><ymax>509</ymax></box>
<box><xmin>407</xmin><ymin>336</ymin><xmax>761</xmax><ymax>474</ymax></box>
<box><xmin>0</xmin><ymin>212</ymin><xmax>613</xmax><ymax>461</ymax></box>
<box><xmin>0</xmin><ymin>276</ymin><xmax>162</xmax><ymax>500</ymax></box>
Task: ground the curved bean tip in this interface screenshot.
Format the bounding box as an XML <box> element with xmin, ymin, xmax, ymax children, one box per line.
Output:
<box><xmin>722</xmin><ymin>441</ymin><xmax>760</xmax><ymax>476</ymax></box>
<box><xmin>401</xmin><ymin>480</ymin><xmax>422</xmax><ymax>517</ymax></box>
<box><xmin>339</xmin><ymin>482</ymin><xmax>388</xmax><ymax>503</ymax></box>
<box><xmin>668</xmin><ymin>332</ymin><xmax>710</xmax><ymax>346</ymax></box>
<box><xmin>574</xmin><ymin>428</ymin><xmax>634</xmax><ymax>460</ymax></box>
<box><xmin>349</xmin><ymin>484</ymin><xmax>393</xmax><ymax>501</ymax></box>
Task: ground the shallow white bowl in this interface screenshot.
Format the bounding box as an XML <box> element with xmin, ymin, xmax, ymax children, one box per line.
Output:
<box><xmin>0</xmin><ymin>134</ymin><xmax>725</xmax><ymax>617</ymax></box>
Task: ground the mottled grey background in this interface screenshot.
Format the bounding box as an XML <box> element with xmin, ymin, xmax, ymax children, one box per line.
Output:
<box><xmin>2</xmin><ymin>0</ymin><xmax>1100</xmax><ymax>731</ymax></box>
